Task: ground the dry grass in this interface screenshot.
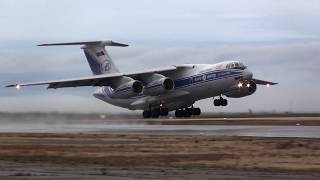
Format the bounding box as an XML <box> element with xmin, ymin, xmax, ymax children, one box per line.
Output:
<box><xmin>0</xmin><ymin>133</ymin><xmax>319</xmax><ymax>172</ymax></box>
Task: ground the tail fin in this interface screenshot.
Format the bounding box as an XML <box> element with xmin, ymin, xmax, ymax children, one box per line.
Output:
<box><xmin>38</xmin><ymin>40</ymin><xmax>128</xmax><ymax>75</ymax></box>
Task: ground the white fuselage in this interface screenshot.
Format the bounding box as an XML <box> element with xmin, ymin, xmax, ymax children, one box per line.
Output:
<box><xmin>93</xmin><ymin>61</ymin><xmax>253</xmax><ymax>111</ymax></box>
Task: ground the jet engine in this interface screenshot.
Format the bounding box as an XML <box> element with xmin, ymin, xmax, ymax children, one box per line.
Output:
<box><xmin>225</xmin><ymin>80</ymin><xmax>257</xmax><ymax>98</ymax></box>
<box><xmin>143</xmin><ymin>77</ymin><xmax>175</xmax><ymax>96</ymax></box>
<box><xmin>109</xmin><ymin>80</ymin><xmax>143</xmax><ymax>98</ymax></box>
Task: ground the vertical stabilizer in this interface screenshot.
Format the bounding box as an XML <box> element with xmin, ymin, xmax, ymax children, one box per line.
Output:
<box><xmin>38</xmin><ymin>40</ymin><xmax>128</xmax><ymax>75</ymax></box>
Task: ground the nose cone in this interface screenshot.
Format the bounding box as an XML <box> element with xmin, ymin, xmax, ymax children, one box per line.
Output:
<box><xmin>243</xmin><ymin>69</ymin><xmax>253</xmax><ymax>80</ymax></box>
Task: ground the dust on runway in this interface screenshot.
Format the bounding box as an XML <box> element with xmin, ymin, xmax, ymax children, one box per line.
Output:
<box><xmin>1</xmin><ymin>116</ymin><xmax>320</xmax><ymax>138</ymax></box>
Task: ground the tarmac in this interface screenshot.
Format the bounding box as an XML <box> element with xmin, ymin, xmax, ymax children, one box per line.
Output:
<box><xmin>0</xmin><ymin>116</ymin><xmax>320</xmax><ymax>138</ymax></box>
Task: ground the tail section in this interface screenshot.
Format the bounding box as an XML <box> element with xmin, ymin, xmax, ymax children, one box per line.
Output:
<box><xmin>82</xmin><ymin>43</ymin><xmax>120</xmax><ymax>75</ymax></box>
<box><xmin>38</xmin><ymin>40</ymin><xmax>128</xmax><ymax>75</ymax></box>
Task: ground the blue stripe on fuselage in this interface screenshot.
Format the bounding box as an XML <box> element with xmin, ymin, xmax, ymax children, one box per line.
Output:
<box><xmin>174</xmin><ymin>69</ymin><xmax>241</xmax><ymax>88</ymax></box>
<box><xmin>101</xmin><ymin>69</ymin><xmax>242</xmax><ymax>98</ymax></box>
<box><xmin>127</xmin><ymin>69</ymin><xmax>242</xmax><ymax>99</ymax></box>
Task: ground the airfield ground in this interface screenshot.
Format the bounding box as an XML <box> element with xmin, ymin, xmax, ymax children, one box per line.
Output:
<box><xmin>0</xmin><ymin>115</ymin><xmax>319</xmax><ymax>179</ymax></box>
<box><xmin>0</xmin><ymin>133</ymin><xmax>319</xmax><ymax>179</ymax></box>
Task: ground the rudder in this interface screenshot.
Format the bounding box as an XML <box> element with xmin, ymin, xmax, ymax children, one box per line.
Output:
<box><xmin>38</xmin><ymin>40</ymin><xmax>128</xmax><ymax>75</ymax></box>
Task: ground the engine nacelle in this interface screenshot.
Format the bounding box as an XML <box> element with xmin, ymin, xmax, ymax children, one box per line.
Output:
<box><xmin>225</xmin><ymin>80</ymin><xmax>257</xmax><ymax>98</ymax></box>
<box><xmin>109</xmin><ymin>80</ymin><xmax>143</xmax><ymax>99</ymax></box>
<box><xmin>143</xmin><ymin>77</ymin><xmax>175</xmax><ymax>96</ymax></box>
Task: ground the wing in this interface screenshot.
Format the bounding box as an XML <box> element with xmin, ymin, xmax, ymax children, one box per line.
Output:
<box><xmin>252</xmin><ymin>78</ymin><xmax>278</xmax><ymax>85</ymax></box>
<box><xmin>4</xmin><ymin>66</ymin><xmax>179</xmax><ymax>89</ymax></box>
<box><xmin>5</xmin><ymin>73</ymin><xmax>122</xmax><ymax>89</ymax></box>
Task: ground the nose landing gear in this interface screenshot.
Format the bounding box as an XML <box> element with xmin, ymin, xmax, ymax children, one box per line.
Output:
<box><xmin>213</xmin><ymin>96</ymin><xmax>228</xmax><ymax>106</ymax></box>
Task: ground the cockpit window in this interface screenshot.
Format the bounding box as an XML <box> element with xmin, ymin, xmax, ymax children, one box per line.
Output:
<box><xmin>226</xmin><ymin>62</ymin><xmax>246</xmax><ymax>70</ymax></box>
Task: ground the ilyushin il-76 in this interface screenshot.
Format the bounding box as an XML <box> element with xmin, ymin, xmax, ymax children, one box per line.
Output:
<box><xmin>6</xmin><ymin>40</ymin><xmax>277</xmax><ymax>118</ymax></box>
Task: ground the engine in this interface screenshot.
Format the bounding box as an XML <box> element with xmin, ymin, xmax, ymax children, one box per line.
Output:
<box><xmin>143</xmin><ymin>77</ymin><xmax>175</xmax><ymax>96</ymax></box>
<box><xmin>225</xmin><ymin>80</ymin><xmax>257</xmax><ymax>98</ymax></box>
<box><xmin>108</xmin><ymin>80</ymin><xmax>143</xmax><ymax>98</ymax></box>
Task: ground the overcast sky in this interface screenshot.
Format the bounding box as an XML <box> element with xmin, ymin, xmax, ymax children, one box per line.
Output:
<box><xmin>0</xmin><ymin>0</ymin><xmax>319</xmax><ymax>113</ymax></box>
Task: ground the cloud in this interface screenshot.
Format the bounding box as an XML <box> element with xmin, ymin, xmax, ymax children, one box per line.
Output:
<box><xmin>0</xmin><ymin>0</ymin><xmax>319</xmax><ymax>42</ymax></box>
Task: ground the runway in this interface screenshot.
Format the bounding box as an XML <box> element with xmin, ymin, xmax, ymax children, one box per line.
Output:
<box><xmin>0</xmin><ymin>115</ymin><xmax>320</xmax><ymax>138</ymax></box>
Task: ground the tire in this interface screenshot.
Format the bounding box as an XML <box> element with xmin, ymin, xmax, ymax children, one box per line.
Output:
<box><xmin>193</xmin><ymin>108</ymin><xmax>201</xmax><ymax>115</ymax></box>
<box><xmin>160</xmin><ymin>108</ymin><xmax>169</xmax><ymax>116</ymax></box>
<box><xmin>221</xmin><ymin>99</ymin><xmax>228</xmax><ymax>106</ymax></box>
<box><xmin>183</xmin><ymin>108</ymin><xmax>192</xmax><ymax>117</ymax></box>
<box><xmin>142</xmin><ymin>110</ymin><xmax>151</xmax><ymax>118</ymax></box>
<box><xmin>214</xmin><ymin>99</ymin><xmax>220</xmax><ymax>106</ymax></box>
<box><xmin>151</xmin><ymin>108</ymin><xmax>160</xmax><ymax>118</ymax></box>
<box><xmin>175</xmin><ymin>110</ymin><xmax>183</xmax><ymax>118</ymax></box>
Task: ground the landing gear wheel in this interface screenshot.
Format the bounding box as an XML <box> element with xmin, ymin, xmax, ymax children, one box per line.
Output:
<box><xmin>175</xmin><ymin>109</ymin><xmax>184</xmax><ymax>118</ymax></box>
<box><xmin>151</xmin><ymin>108</ymin><xmax>160</xmax><ymax>118</ymax></box>
<box><xmin>183</xmin><ymin>108</ymin><xmax>192</xmax><ymax>117</ymax></box>
<box><xmin>160</xmin><ymin>108</ymin><xmax>169</xmax><ymax>116</ymax></box>
<box><xmin>214</xmin><ymin>99</ymin><xmax>221</xmax><ymax>106</ymax></box>
<box><xmin>221</xmin><ymin>99</ymin><xmax>228</xmax><ymax>106</ymax></box>
<box><xmin>193</xmin><ymin>108</ymin><xmax>201</xmax><ymax>115</ymax></box>
<box><xmin>142</xmin><ymin>110</ymin><xmax>151</xmax><ymax>118</ymax></box>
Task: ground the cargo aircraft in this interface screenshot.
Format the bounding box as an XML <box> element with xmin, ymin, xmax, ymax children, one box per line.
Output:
<box><xmin>5</xmin><ymin>40</ymin><xmax>277</xmax><ymax>118</ymax></box>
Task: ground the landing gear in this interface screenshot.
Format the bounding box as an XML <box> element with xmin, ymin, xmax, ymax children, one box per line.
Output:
<box><xmin>151</xmin><ymin>108</ymin><xmax>160</xmax><ymax>118</ymax></box>
<box><xmin>175</xmin><ymin>109</ymin><xmax>190</xmax><ymax>117</ymax></box>
<box><xmin>175</xmin><ymin>107</ymin><xmax>201</xmax><ymax>118</ymax></box>
<box><xmin>193</xmin><ymin>107</ymin><xmax>201</xmax><ymax>115</ymax></box>
<box><xmin>142</xmin><ymin>110</ymin><xmax>151</xmax><ymax>118</ymax></box>
<box><xmin>142</xmin><ymin>104</ymin><xmax>201</xmax><ymax>119</ymax></box>
<box><xmin>160</xmin><ymin>108</ymin><xmax>169</xmax><ymax>116</ymax></box>
<box><xmin>213</xmin><ymin>97</ymin><xmax>228</xmax><ymax>106</ymax></box>
<box><xmin>143</xmin><ymin>107</ymin><xmax>169</xmax><ymax>118</ymax></box>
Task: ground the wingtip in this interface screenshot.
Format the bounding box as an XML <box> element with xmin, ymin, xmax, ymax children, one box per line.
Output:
<box><xmin>110</xmin><ymin>41</ymin><xmax>129</xmax><ymax>47</ymax></box>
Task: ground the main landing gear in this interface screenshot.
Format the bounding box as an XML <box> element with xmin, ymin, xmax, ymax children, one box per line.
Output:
<box><xmin>142</xmin><ymin>106</ymin><xmax>201</xmax><ymax>118</ymax></box>
<box><xmin>143</xmin><ymin>107</ymin><xmax>169</xmax><ymax>118</ymax></box>
<box><xmin>175</xmin><ymin>107</ymin><xmax>201</xmax><ymax>118</ymax></box>
<box><xmin>213</xmin><ymin>96</ymin><xmax>228</xmax><ymax>106</ymax></box>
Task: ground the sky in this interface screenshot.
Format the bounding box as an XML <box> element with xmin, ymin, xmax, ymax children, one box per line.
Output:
<box><xmin>0</xmin><ymin>0</ymin><xmax>319</xmax><ymax>113</ymax></box>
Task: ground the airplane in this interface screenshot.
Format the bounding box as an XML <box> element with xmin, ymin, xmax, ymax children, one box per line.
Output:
<box><xmin>5</xmin><ymin>40</ymin><xmax>277</xmax><ymax>118</ymax></box>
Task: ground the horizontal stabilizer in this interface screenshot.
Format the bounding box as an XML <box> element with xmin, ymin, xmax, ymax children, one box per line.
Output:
<box><xmin>38</xmin><ymin>40</ymin><xmax>128</xmax><ymax>47</ymax></box>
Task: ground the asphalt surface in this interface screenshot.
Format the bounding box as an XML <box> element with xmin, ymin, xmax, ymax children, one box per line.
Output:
<box><xmin>0</xmin><ymin>116</ymin><xmax>320</xmax><ymax>138</ymax></box>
